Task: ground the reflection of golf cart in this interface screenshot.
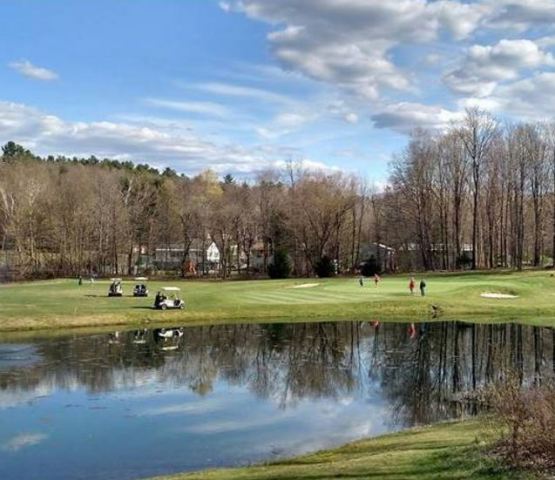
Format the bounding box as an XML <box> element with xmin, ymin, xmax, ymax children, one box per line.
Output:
<box><xmin>154</xmin><ymin>287</ymin><xmax>185</xmax><ymax>310</ymax></box>
<box><xmin>108</xmin><ymin>279</ymin><xmax>123</xmax><ymax>297</ymax></box>
<box><xmin>133</xmin><ymin>277</ymin><xmax>149</xmax><ymax>297</ymax></box>
<box><xmin>155</xmin><ymin>327</ymin><xmax>184</xmax><ymax>338</ymax></box>
<box><xmin>153</xmin><ymin>327</ymin><xmax>184</xmax><ymax>350</ymax></box>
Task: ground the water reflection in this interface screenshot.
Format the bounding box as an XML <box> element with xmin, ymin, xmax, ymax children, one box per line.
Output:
<box><xmin>0</xmin><ymin>321</ymin><xmax>553</xmax><ymax>480</ymax></box>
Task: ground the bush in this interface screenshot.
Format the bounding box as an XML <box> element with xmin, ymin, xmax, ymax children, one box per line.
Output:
<box><xmin>361</xmin><ymin>255</ymin><xmax>381</xmax><ymax>277</ymax></box>
<box><xmin>315</xmin><ymin>255</ymin><xmax>336</xmax><ymax>277</ymax></box>
<box><xmin>457</xmin><ymin>251</ymin><xmax>473</xmax><ymax>269</ymax></box>
<box><xmin>268</xmin><ymin>249</ymin><xmax>291</xmax><ymax>279</ymax></box>
<box><xmin>488</xmin><ymin>378</ymin><xmax>555</xmax><ymax>470</ymax></box>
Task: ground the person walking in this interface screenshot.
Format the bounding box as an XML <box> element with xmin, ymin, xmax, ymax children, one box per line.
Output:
<box><xmin>409</xmin><ymin>277</ymin><xmax>415</xmax><ymax>295</ymax></box>
<box><xmin>374</xmin><ymin>274</ymin><xmax>380</xmax><ymax>287</ymax></box>
<box><xmin>420</xmin><ymin>279</ymin><xmax>427</xmax><ymax>296</ymax></box>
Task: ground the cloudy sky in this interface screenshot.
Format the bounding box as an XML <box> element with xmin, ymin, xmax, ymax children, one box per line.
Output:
<box><xmin>2</xmin><ymin>0</ymin><xmax>555</xmax><ymax>180</ymax></box>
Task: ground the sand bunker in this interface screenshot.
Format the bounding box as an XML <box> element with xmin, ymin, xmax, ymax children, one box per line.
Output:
<box><xmin>291</xmin><ymin>283</ymin><xmax>320</xmax><ymax>289</ymax></box>
<box><xmin>480</xmin><ymin>292</ymin><xmax>519</xmax><ymax>299</ymax></box>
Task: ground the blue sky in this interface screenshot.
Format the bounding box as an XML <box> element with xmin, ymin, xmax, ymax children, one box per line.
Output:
<box><xmin>2</xmin><ymin>1</ymin><xmax>555</xmax><ymax>182</ymax></box>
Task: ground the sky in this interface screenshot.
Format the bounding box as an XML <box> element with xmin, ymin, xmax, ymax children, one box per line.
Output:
<box><xmin>2</xmin><ymin>0</ymin><xmax>555</xmax><ymax>182</ymax></box>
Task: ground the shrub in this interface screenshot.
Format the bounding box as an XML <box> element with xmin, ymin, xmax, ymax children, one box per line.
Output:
<box><xmin>361</xmin><ymin>255</ymin><xmax>381</xmax><ymax>276</ymax></box>
<box><xmin>457</xmin><ymin>251</ymin><xmax>473</xmax><ymax>269</ymax></box>
<box><xmin>268</xmin><ymin>249</ymin><xmax>291</xmax><ymax>279</ymax></box>
<box><xmin>488</xmin><ymin>377</ymin><xmax>555</xmax><ymax>470</ymax></box>
<box><xmin>315</xmin><ymin>255</ymin><xmax>336</xmax><ymax>277</ymax></box>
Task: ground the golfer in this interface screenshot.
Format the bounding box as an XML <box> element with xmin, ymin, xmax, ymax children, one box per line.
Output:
<box><xmin>420</xmin><ymin>279</ymin><xmax>427</xmax><ymax>296</ymax></box>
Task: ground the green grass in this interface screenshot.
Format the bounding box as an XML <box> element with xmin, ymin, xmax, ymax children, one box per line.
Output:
<box><xmin>2</xmin><ymin>270</ymin><xmax>555</xmax><ymax>331</ymax></box>
<box><xmin>151</xmin><ymin>420</ymin><xmax>534</xmax><ymax>480</ymax></box>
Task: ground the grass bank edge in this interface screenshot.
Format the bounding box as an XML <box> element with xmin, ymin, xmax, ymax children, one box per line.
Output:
<box><xmin>149</xmin><ymin>419</ymin><xmax>536</xmax><ymax>480</ymax></box>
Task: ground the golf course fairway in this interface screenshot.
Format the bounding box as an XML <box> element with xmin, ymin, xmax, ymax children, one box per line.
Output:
<box><xmin>1</xmin><ymin>270</ymin><xmax>555</xmax><ymax>332</ymax></box>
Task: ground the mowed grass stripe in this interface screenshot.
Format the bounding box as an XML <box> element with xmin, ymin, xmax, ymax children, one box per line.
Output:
<box><xmin>242</xmin><ymin>292</ymin><xmax>326</xmax><ymax>304</ymax></box>
<box><xmin>242</xmin><ymin>291</ymin><xmax>337</xmax><ymax>305</ymax></box>
<box><xmin>241</xmin><ymin>289</ymin><xmax>380</xmax><ymax>305</ymax></box>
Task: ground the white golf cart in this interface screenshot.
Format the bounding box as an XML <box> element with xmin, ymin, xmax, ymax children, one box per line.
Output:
<box><xmin>133</xmin><ymin>277</ymin><xmax>149</xmax><ymax>297</ymax></box>
<box><xmin>154</xmin><ymin>287</ymin><xmax>185</xmax><ymax>310</ymax></box>
<box><xmin>108</xmin><ymin>278</ymin><xmax>123</xmax><ymax>297</ymax></box>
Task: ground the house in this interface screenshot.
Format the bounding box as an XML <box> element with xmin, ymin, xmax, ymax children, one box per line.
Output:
<box><xmin>153</xmin><ymin>240</ymin><xmax>221</xmax><ymax>273</ymax></box>
<box><xmin>359</xmin><ymin>243</ymin><xmax>396</xmax><ymax>272</ymax></box>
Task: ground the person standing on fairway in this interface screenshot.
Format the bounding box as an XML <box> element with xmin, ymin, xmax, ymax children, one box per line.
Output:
<box><xmin>359</xmin><ymin>276</ymin><xmax>364</xmax><ymax>287</ymax></box>
<box><xmin>374</xmin><ymin>274</ymin><xmax>380</xmax><ymax>286</ymax></box>
<box><xmin>409</xmin><ymin>277</ymin><xmax>415</xmax><ymax>295</ymax></box>
<box><xmin>420</xmin><ymin>279</ymin><xmax>427</xmax><ymax>296</ymax></box>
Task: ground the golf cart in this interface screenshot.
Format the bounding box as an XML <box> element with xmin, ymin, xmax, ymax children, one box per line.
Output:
<box><xmin>133</xmin><ymin>277</ymin><xmax>149</xmax><ymax>297</ymax></box>
<box><xmin>108</xmin><ymin>278</ymin><xmax>123</xmax><ymax>297</ymax></box>
<box><xmin>154</xmin><ymin>287</ymin><xmax>185</xmax><ymax>310</ymax></box>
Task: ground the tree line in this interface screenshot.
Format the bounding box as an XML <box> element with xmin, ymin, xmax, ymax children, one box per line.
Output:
<box><xmin>386</xmin><ymin>108</ymin><xmax>555</xmax><ymax>271</ymax></box>
<box><xmin>2</xmin><ymin>107</ymin><xmax>555</xmax><ymax>279</ymax></box>
<box><xmin>0</xmin><ymin>141</ymin><xmax>370</xmax><ymax>279</ymax></box>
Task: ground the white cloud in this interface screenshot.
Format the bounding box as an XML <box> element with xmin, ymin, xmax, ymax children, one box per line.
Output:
<box><xmin>0</xmin><ymin>100</ymin><xmax>341</xmax><ymax>176</ymax></box>
<box><xmin>256</xmin><ymin>110</ymin><xmax>317</xmax><ymax>139</ymax></box>
<box><xmin>477</xmin><ymin>72</ymin><xmax>555</xmax><ymax>120</ymax></box>
<box><xmin>8</xmin><ymin>59</ymin><xmax>58</xmax><ymax>81</ymax></box>
<box><xmin>424</xmin><ymin>53</ymin><xmax>442</xmax><ymax>66</ymax></box>
<box><xmin>273</xmin><ymin>158</ymin><xmax>341</xmax><ymax>174</ymax></box>
<box><xmin>487</xmin><ymin>0</ymin><xmax>555</xmax><ymax>30</ymax></box>
<box><xmin>444</xmin><ymin>39</ymin><xmax>555</xmax><ymax>97</ymax></box>
<box><xmin>191</xmin><ymin>81</ymin><xmax>294</xmax><ymax>106</ymax></box>
<box><xmin>219</xmin><ymin>1</ymin><xmax>231</xmax><ymax>12</ymax></box>
<box><xmin>371</xmin><ymin>102</ymin><xmax>462</xmax><ymax>133</ymax></box>
<box><xmin>143</xmin><ymin>98</ymin><xmax>231</xmax><ymax>118</ymax></box>
<box><xmin>327</xmin><ymin>100</ymin><xmax>360</xmax><ymax>124</ymax></box>
<box><xmin>2</xmin><ymin>433</ymin><xmax>48</xmax><ymax>452</ymax></box>
<box><xmin>229</xmin><ymin>0</ymin><xmax>487</xmax><ymax>99</ymax></box>
<box><xmin>344</xmin><ymin>112</ymin><xmax>359</xmax><ymax>124</ymax></box>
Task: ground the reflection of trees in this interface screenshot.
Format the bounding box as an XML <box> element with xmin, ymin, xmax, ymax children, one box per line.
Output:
<box><xmin>1</xmin><ymin>321</ymin><xmax>554</xmax><ymax>428</ymax></box>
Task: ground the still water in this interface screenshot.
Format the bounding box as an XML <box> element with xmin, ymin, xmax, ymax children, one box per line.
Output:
<box><xmin>0</xmin><ymin>321</ymin><xmax>553</xmax><ymax>480</ymax></box>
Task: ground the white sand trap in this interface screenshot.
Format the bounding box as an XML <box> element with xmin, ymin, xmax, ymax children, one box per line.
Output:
<box><xmin>291</xmin><ymin>283</ymin><xmax>320</xmax><ymax>289</ymax></box>
<box><xmin>480</xmin><ymin>292</ymin><xmax>519</xmax><ymax>299</ymax></box>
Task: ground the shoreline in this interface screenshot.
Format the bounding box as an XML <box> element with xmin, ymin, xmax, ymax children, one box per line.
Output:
<box><xmin>1</xmin><ymin>310</ymin><xmax>552</xmax><ymax>335</ymax></box>
<box><xmin>149</xmin><ymin>419</ymin><xmax>523</xmax><ymax>480</ymax></box>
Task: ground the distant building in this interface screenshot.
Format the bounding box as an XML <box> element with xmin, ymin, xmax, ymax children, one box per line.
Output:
<box><xmin>359</xmin><ymin>243</ymin><xmax>396</xmax><ymax>272</ymax></box>
<box><xmin>153</xmin><ymin>241</ymin><xmax>221</xmax><ymax>273</ymax></box>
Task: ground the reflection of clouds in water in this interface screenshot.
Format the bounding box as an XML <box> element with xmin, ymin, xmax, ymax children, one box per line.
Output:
<box><xmin>282</xmin><ymin>401</ymin><xmax>393</xmax><ymax>456</ymax></box>
<box><xmin>178</xmin><ymin>409</ymin><xmax>299</xmax><ymax>434</ymax></box>
<box><xmin>0</xmin><ymin>384</ymin><xmax>53</xmax><ymax>409</ymax></box>
<box><xmin>2</xmin><ymin>432</ymin><xmax>48</xmax><ymax>452</ymax></box>
<box><xmin>140</xmin><ymin>397</ymin><xmax>227</xmax><ymax>417</ymax></box>
<box><xmin>0</xmin><ymin>344</ymin><xmax>41</xmax><ymax>371</ymax></box>
<box><xmin>237</xmin><ymin>397</ymin><xmax>394</xmax><ymax>459</ymax></box>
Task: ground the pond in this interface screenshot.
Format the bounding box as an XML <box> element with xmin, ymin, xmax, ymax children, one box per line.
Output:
<box><xmin>0</xmin><ymin>321</ymin><xmax>553</xmax><ymax>480</ymax></box>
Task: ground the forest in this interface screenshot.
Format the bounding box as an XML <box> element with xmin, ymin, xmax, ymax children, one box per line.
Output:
<box><xmin>1</xmin><ymin>107</ymin><xmax>555</xmax><ymax>279</ymax></box>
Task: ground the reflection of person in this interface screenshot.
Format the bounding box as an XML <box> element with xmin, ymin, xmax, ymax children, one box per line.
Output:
<box><xmin>420</xmin><ymin>279</ymin><xmax>427</xmax><ymax>296</ymax></box>
<box><xmin>409</xmin><ymin>277</ymin><xmax>415</xmax><ymax>295</ymax></box>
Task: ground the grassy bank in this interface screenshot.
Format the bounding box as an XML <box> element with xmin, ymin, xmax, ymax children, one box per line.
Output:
<box><xmin>152</xmin><ymin>420</ymin><xmax>533</xmax><ymax>480</ymax></box>
<box><xmin>1</xmin><ymin>271</ymin><xmax>555</xmax><ymax>331</ymax></box>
